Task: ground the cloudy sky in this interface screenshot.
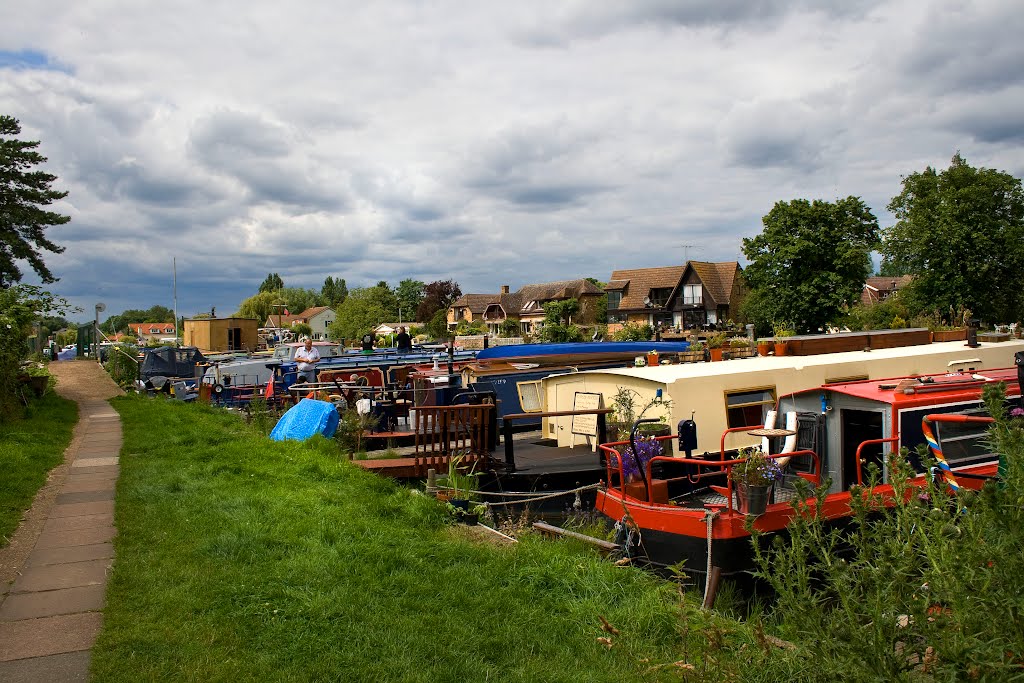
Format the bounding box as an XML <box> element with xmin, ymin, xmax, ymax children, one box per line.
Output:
<box><xmin>3</xmin><ymin>1</ymin><xmax>1023</xmax><ymax>322</ymax></box>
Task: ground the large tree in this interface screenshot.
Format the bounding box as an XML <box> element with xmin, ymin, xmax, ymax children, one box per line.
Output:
<box><xmin>0</xmin><ymin>116</ymin><xmax>69</xmax><ymax>286</ymax></box>
<box><xmin>321</xmin><ymin>276</ymin><xmax>348</xmax><ymax>308</ymax></box>
<box><xmin>742</xmin><ymin>196</ymin><xmax>879</xmax><ymax>333</ymax></box>
<box><xmin>328</xmin><ymin>286</ymin><xmax>396</xmax><ymax>341</ymax></box>
<box><xmin>258</xmin><ymin>273</ymin><xmax>284</xmax><ymax>292</ymax></box>
<box><xmin>395</xmin><ymin>278</ymin><xmax>425</xmax><ymax>323</ymax></box>
<box><xmin>881</xmin><ymin>153</ymin><xmax>1024</xmax><ymax>324</ymax></box>
<box><xmin>416</xmin><ymin>279</ymin><xmax>461</xmax><ymax>323</ymax></box>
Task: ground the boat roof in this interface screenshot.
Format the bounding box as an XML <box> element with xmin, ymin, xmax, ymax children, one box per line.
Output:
<box><xmin>476</xmin><ymin>341</ymin><xmax>690</xmax><ymax>361</ymax></box>
<box><xmin>814</xmin><ymin>367</ymin><xmax>1019</xmax><ymax>406</ymax></box>
<box><xmin>556</xmin><ymin>339</ymin><xmax>1024</xmax><ymax>384</ymax></box>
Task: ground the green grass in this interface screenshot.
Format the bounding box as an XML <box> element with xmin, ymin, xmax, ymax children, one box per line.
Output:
<box><xmin>93</xmin><ymin>396</ymin><xmax>749</xmax><ymax>682</ymax></box>
<box><xmin>0</xmin><ymin>391</ymin><xmax>78</xmax><ymax>547</ymax></box>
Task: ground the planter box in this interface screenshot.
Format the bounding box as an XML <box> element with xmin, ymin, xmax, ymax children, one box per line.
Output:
<box><xmin>977</xmin><ymin>332</ymin><xmax>1012</xmax><ymax>343</ymax></box>
<box><xmin>725</xmin><ymin>347</ymin><xmax>755</xmax><ymax>360</ymax></box>
<box><xmin>931</xmin><ymin>329</ymin><xmax>967</xmax><ymax>342</ymax></box>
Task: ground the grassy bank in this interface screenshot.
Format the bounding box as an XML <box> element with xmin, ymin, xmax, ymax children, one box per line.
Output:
<box><xmin>0</xmin><ymin>391</ymin><xmax>77</xmax><ymax>546</ymax></box>
<box><xmin>94</xmin><ymin>396</ymin><xmax>753</xmax><ymax>682</ymax></box>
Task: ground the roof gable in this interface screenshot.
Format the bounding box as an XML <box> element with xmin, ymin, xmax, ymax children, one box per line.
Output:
<box><xmin>607</xmin><ymin>266</ymin><xmax>685</xmax><ymax>310</ymax></box>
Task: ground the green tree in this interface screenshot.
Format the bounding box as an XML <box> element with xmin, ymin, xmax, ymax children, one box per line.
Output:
<box><xmin>236</xmin><ymin>291</ymin><xmax>283</xmax><ymax>324</ymax></box>
<box><xmin>321</xmin><ymin>276</ymin><xmax>348</xmax><ymax>308</ymax></box>
<box><xmin>498</xmin><ymin>317</ymin><xmax>521</xmax><ymax>338</ymax></box>
<box><xmin>0</xmin><ymin>116</ymin><xmax>69</xmax><ymax>286</ymax></box>
<box><xmin>416</xmin><ymin>280</ymin><xmax>461</xmax><ymax>323</ymax></box>
<box><xmin>101</xmin><ymin>305</ymin><xmax>175</xmax><ymax>334</ymax></box>
<box><xmin>328</xmin><ymin>287</ymin><xmax>394</xmax><ymax>341</ymax></box>
<box><xmin>542</xmin><ymin>298</ymin><xmax>580</xmax><ymax>326</ymax></box>
<box><xmin>881</xmin><ymin>154</ymin><xmax>1024</xmax><ymax>324</ymax></box>
<box><xmin>742</xmin><ymin>196</ymin><xmax>879</xmax><ymax>333</ymax></box>
<box><xmin>612</xmin><ymin>322</ymin><xmax>653</xmax><ymax>341</ymax></box>
<box><xmin>291</xmin><ymin>322</ymin><xmax>312</xmax><ymax>339</ymax></box>
<box><xmin>258</xmin><ymin>273</ymin><xmax>284</xmax><ymax>293</ymax></box>
<box><xmin>395</xmin><ymin>279</ymin><xmax>425</xmax><ymax>323</ymax></box>
<box><xmin>0</xmin><ymin>285</ymin><xmax>73</xmax><ymax>420</ymax></box>
<box><xmin>275</xmin><ymin>287</ymin><xmax>321</xmax><ymax>317</ymax></box>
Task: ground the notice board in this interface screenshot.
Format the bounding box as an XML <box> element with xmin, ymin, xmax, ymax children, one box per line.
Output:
<box><xmin>571</xmin><ymin>392</ymin><xmax>602</xmax><ymax>437</ymax></box>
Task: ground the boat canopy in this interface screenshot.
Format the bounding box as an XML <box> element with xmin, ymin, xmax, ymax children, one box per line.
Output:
<box><xmin>141</xmin><ymin>346</ymin><xmax>206</xmax><ymax>380</ymax></box>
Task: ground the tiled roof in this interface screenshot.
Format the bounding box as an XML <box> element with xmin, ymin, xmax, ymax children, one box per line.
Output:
<box><xmin>264</xmin><ymin>314</ymin><xmax>306</xmax><ymax>327</ymax></box>
<box><xmin>451</xmin><ymin>294</ymin><xmax>496</xmax><ymax>314</ymax></box>
<box><xmin>607</xmin><ymin>266</ymin><xmax>685</xmax><ymax>310</ymax></box>
<box><xmin>864</xmin><ymin>275</ymin><xmax>914</xmax><ymax>291</ymax></box>
<box><xmin>688</xmin><ymin>261</ymin><xmax>741</xmax><ymax>305</ymax></box>
<box><xmin>128</xmin><ymin>322</ymin><xmax>175</xmax><ymax>335</ymax></box>
<box><xmin>299</xmin><ymin>306</ymin><xmax>333</xmax><ymax>318</ymax></box>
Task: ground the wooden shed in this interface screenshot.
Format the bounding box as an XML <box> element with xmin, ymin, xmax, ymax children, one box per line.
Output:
<box><xmin>183</xmin><ymin>317</ymin><xmax>260</xmax><ymax>353</ymax></box>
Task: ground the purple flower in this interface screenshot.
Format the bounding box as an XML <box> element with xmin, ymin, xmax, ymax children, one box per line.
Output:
<box><xmin>1010</xmin><ymin>407</ymin><xmax>1024</xmax><ymax>417</ymax></box>
<box><xmin>610</xmin><ymin>436</ymin><xmax>664</xmax><ymax>481</ymax></box>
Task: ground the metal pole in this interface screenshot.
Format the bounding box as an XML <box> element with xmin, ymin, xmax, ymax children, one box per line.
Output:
<box><xmin>503</xmin><ymin>419</ymin><xmax>516</xmax><ymax>471</ymax></box>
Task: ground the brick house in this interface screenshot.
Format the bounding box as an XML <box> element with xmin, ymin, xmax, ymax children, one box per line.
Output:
<box><xmin>128</xmin><ymin>322</ymin><xmax>176</xmax><ymax>344</ymax></box>
<box><xmin>605</xmin><ymin>261</ymin><xmax>746</xmax><ymax>333</ymax></box>
<box><xmin>449</xmin><ymin>280</ymin><xmax>604</xmax><ymax>335</ymax></box>
<box><xmin>861</xmin><ymin>276</ymin><xmax>914</xmax><ymax>305</ymax></box>
<box><xmin>263</xmin><ymin>307</ymin><xmax>336</xmax><ymax>340</ymax></box>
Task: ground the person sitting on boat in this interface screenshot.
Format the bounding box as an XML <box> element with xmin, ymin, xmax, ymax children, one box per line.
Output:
<box><xmin>294</xmin><ymin>338</ymin><xmax>321</xmax><ymax>383</ymax></box>
<box><xmin>395</xmin><ymin>326</ymin><xmax>412</xmax><ymax>353</ymax></box>
<box><xmin>361</xmin><ymin>332</ymin><xmax>375</xmax><ymax>354</ymax></box>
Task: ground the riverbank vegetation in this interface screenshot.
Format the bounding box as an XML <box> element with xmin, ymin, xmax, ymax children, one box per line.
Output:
<box><xmin>0</xmin><ymin>389</ymin><xmax>77</xmax><ymax>546</ymax></box>
<box><xmin>92</xmin><ymin>390</ymin><xmax>1024</xmax><ymax>681</ymax></box>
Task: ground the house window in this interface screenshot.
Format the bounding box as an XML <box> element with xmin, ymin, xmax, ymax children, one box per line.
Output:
<box><xmin>607</xmin><ymin>291</ymin><xmax>622</xmax><ymax>310</ymax></box>
<box><xmin>683</xmin><ymin>284</ymin><xmax>702</xmax><ymax>305</ymax></box>
<box><xmin>608</xmin><ymin>312</ymin><xmax>627</xmax><ymax>324</ymax></box>
<box><xmin>649</xmin><ymin>288</ymin><xmax>672</xmax><ymax>308</ymax></box>
<box><xmin>725</xmin><ymin>387</ymin><xmax>776</xmax><ymax>429</ymax></box>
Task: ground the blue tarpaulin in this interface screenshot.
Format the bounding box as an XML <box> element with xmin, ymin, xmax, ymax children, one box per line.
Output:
<box><xmin>270</xmin><ymin>398</ymin><xmax>340</xmax><ymax>442</ymax></box>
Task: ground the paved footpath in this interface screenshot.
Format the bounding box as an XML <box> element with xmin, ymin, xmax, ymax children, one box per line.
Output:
<box><xmin>0</xmin><ymin>361</ymin><xmax>123</xmax><ymax>682</ymax></box>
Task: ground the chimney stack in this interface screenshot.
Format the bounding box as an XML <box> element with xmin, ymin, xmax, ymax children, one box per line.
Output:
<box><xmin>501</xmin><ymin>285</ymin><xmax>510</xmax><ymax>294</ymax></box>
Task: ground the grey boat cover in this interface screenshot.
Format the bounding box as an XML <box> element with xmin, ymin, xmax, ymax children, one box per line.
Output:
<box><xmin>140</xmin><ymin>346</ymin><xmax>207</xmax><ymax>380</ymax></box>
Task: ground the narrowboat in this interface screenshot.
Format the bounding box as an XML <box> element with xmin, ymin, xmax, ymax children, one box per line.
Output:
<box><xmin>595</xmin><ymin>359</ymin><xmax>1023</xmax><ymax>580</ymax></box>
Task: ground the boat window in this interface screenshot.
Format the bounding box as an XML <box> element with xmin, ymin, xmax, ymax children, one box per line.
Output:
<box><xmin>273</xmin><ymin>346</ymin><xmax>292</xmax><ymax>360</ymax></box>
<box><xmin>725</xmin><ymin>387</ymin><xmax>776</xmax><ymax>429</ymax></box>
<box><xmin>517</xmin><ymin>380</ymin><xmax>543</xmax><ymax>413</ymax></box>
<box><xmin>936</xmin><ymin>410</ymin><xmax>994</xmax><ymax>465</ymax></box>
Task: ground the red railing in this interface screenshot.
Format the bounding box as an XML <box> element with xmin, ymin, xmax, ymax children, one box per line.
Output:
<box><xmin>854</xmin><ymin>436</ymin><xmax>900</xmax><ymax>486</ymax></box>
<box><xmin>597</xmin><ymin>434</ymin><xmax>821</xmax><ymax>513</ymax></box>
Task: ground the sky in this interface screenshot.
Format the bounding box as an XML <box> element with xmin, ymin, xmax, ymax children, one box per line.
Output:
<box><xmin>3</xmin><ymin>1</ymin><xmax>1023</xmax><ymax>324</ymax></box>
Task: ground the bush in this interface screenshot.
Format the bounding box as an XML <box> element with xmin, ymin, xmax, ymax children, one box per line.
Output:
<box><xmin>612</xmin><ymin>322</ymin><xmax>654</xmax><ymax>341</ymax></box>
<box><xmin>745</xmin><ymin>383</ymin><xmax>1024</xmax><ymax>681</ymax></box>
<box><xmin>105</xmin><ymin>344</ymin><xmax>140</xmax><ymax>387</ymax></box>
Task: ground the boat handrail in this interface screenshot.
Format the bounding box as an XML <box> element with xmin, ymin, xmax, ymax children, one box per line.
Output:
<box><xmin>854</xmin><ymin>436</ymin><xmax>900</xmax><ymax>486</ymax></box>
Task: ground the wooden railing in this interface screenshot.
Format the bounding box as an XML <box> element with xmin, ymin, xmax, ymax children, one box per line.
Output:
<box><xmin>412</xmin><ymin>404</ymin><xmax>495</xmax><ymax>476</ymax></box>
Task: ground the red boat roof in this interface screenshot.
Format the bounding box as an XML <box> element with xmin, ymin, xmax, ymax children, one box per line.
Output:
<box><xmin>814</xmin><ymin>367</ymin><xmax>1019</xmax><ymax>406</ymax></box>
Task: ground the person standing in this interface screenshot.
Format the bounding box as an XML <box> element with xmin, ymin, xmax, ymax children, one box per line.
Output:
<box><xmin>294</xmin><ymin>338</ymin><xmax>320</xmax><ymax>383</ymax></box>
<box><xmin>361</xmin><ymin>332</ymin><xmax>375</xmax><ymax>353</ymax></box>
<box><xmin>395</xmin><ymin>326</ymin><xmax>412</xmax><ymax>353</ymax></box>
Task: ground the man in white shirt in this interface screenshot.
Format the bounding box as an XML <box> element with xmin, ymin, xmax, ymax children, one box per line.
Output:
<box><xmin>294</xmin><ymin>338</ymin><xmax>321</xmax><ymax>383</ymax></box>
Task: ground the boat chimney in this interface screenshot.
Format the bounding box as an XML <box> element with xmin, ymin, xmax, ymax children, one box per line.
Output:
<box><xmin>966</xmin><ymin>318</ymin><xmax>980</xmax><ymax>348</ymax></box>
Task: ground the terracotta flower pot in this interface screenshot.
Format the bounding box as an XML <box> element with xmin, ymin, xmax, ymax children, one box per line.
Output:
<box><xmin>774</xmin><ymin>342</ymin><xmax>789</xmax><ymax>357</ymax></box>
<box><xmin>709</xmin><ymin>348</ymin><xmax>724</xmax><ymax>362</ymax></box>
<box><xmin>757</xmin><ymin>341</ymin><xmax>772</xmax><ymax>357</ymax></box>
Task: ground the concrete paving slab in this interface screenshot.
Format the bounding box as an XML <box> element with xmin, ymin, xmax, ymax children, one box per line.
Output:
<box><xmin>26</xmin><ymin>544</ymin><xmax>114</xmax><ymax>568</ymax></box>
<box><xmin>50</xmin><ymin>501</ymin><xmax>114</xmax><ymax>519</ymax></box>
<box><xmin>59</xmin><ymin>479</ymin><xmax>116</xmax><ymax>494</ymax></box>
<box><xmin>0</xmin><ymin>650</ymin><xmax>91</xmax><ymax>682</ymax></box>
<box><xmin>0</xmin><ymin>585</ymin><xmax>106</xmax><ymax>621</ymax></box>
<box><xmin>11</xmin><ymin>558</ymin><xmax>110</xmax><ymax>593</ymax></box>
<box><xmin>55</xmin><ymin>490</ymin><xmax>115</xmax><ymax>505</ymax></box>
<box><xmin>0</xmin><ymin>613</ymin><xmax>103</xmax><ymax>662</ymax></box>
<box><xmin>73</xmin><ymin>448</ymin><xmax>119</xmax><ymax>457</ymax></box>
<box><xmin>62</xmin><ymin>472</ymin><xmax>118</xmax><ymax>484</ymax></box>
<box><xmin>43</xmin><ymin>513</ymin><xmax>114</xmax><ymax>534</ymax></box>
<box><xmin>34</xmin><ymin>526</ymin><xmax>115</xmax><ymax>551</ymax></box>
<box><xmin>61</xmin><ymin>465</ymin><xmax>119</xmax><ymax>476</ymax></box>
<box><xmin>70</xmin><ymin>457</ymin><xmax>119</xmax><ymax>468</ymax></box>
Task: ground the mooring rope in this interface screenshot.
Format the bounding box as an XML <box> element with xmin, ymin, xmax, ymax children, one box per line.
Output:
<box><xmin>434</xmin><ymin>482</ymin><xmax>601</xmax><ymax>507</ymax></box>
<box><xmin>702</xmin><ymin>507</ymin><xmax>719</xmax><ymax>607</ymax></box>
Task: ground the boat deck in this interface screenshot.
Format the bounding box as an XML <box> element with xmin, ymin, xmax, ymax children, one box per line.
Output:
<box><xmin>669</xmin><ymin>483</ymin><xmax>803</xmax><ymax>510</ymax></box>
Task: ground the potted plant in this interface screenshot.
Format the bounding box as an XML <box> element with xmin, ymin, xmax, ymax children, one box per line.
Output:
<box><xmin>443</xmin><ymin>453</ymin><xmax>479</xmax><ymax>515</ymax></box>
<box><xmin>730</xmin><ymin>447</ymin><xmax>784</xmax><ymax>516</ymax></box>
<box><xmin>683</xmin><ymin>339</ymin><xmax>705</xmax><ymax>363</ymax></box>
<box><xmin>756</xmin><ymin>337</ymin><xmax>773</xmax><ymax>356</ymax></box>
<box><xmin>773</xmin><ymin>322</ymin><xmax>795</xmax><ymax>356</ymax></box>
<box><xmin>609</xmin><ymin>435</ymin><xmax>666</xmax><ymax>501</ymax></box>
<box><xmin>609</xmin><ymin>387</ymin><xmax>673</xmax><ymax>442</ymax></box>
<box><xmin>706</xmin><ymin>332</ymin><xmax>727</xmax><ymax>361</ymax></box>
<box><xmin>726</xmin><ymin>336</ymin><xmax>753</xmax><ymax>359</ymax></box>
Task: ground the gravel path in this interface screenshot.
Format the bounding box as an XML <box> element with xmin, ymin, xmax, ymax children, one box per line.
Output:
<box><xmin>0</xmin><ymin>360</ymin><xmax>122</xmax><ymax>592</ymax></box>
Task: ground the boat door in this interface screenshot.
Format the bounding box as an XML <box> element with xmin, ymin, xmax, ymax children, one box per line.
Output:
<box><xmin>228</xmin><ymin>327</ymin><xmax>242</xmax><ymax>351</ymax></box>
<box><xmin>554</xmin><ymin>379</ymin><xmax>586</xmax><ymax>447</ymax></box>
<box><xmin>839</xmin><ymin>409</ymin><xmax>885</xmax><ymax>489</ymax></box>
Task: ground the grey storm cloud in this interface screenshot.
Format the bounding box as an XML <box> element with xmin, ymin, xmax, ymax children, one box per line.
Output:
<box><xmin>3</xmin><ymin>0</ymin><xmax>1024</xmax><ymax>321</ymax></box>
